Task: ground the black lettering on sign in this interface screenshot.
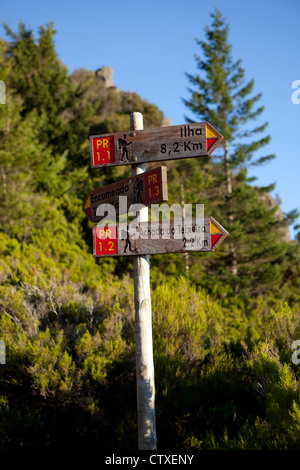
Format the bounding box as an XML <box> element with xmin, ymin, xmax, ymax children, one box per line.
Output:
<box><xmin>192</xmin><ymin>142</ymin><xmax>202</xmax><ymax>150</ymax></box>
<box><xmin>161</xmin><ymin>144</ymin><xmax>167</xmax><ymax>154</ymax></box>
<box><xmin>173</xmin><ymin>142</ymin><xmax>179</xmax><ymax>152</ymax></box>
<box><xmin>180</xmin><ymin>125</ymin><xmax>202</xmax><ymax>137</ymax></box>
<box><xmin>184</xmin><ymin>141</ymin><xmax>191</xmax><ymax>151</ymax></box>
<box><xmin>160</xmin><ymin>138</ymin><xmax>202</xmax><ymax>155</ymax></box>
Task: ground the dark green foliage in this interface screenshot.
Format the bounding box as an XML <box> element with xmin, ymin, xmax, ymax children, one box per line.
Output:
<box><xmin>0</xmin><ymin>268</ymin><xmax>299</xmax><ymax>450</ymax></box>
<box><xmin>3</xmin><ymin>22</ymin><xmax>91</xmax><ymax>160</ymax></box>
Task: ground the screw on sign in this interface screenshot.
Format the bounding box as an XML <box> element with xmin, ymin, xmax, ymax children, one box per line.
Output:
<box><xmin>89</xmin><ymin>122</ymin><xmax>223</xmax><ymax>168</ymax></box>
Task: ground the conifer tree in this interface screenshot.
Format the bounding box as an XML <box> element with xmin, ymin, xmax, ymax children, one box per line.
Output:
<box><xmin>183</xmin><ymin>9</ymin><xmax>296</xmax><ymax>298</ymax></box>
<box><xmin>2</xmin><ymin>21</ymin><xmax>98</xmax><ymax>202</ymax></box>
<box><xmin>3</xmin><ymin>23</ymin><xmax>85</xmax><ymax>153</ymax></box>
<box><xmin>1</xmin><ymin>22</ymin><xmax>99</xmax><ymax>237</ymax></box>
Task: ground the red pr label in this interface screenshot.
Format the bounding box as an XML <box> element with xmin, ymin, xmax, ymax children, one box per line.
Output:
<box><xmin>92</xmin><ymin>136</ymin><xmax>115</xmax><ymax>166</ymax></box>
<box><xmin>145</xmin><ymin>169</ymin><xmax>162</xmax><ymax>202</ymax></box>
<box><xmin>94</xmin><ymin>226</ymin><xmax>118</xmax><ymax>256</ymax></box>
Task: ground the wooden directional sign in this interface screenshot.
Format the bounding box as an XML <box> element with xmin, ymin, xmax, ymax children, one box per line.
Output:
<box><xmin>89</xmin><ymin>122</ymin><xmax>223</xmax><ymax>169</ymax></box>
<box><xmin>83</xmin><ymin>166</ymin><xmax>168</xmax><ymax>222</ymax></box>
<box><xmin>92</xmin><ymin>217</ymin><xmax>228</xmax><ymax>257</ymax></box>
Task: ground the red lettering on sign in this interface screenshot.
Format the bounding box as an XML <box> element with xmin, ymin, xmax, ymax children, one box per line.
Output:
<box><xmin>145</xmin><ymin>169</ymin><xmax>161</xmax><ymax>202</ymax></box>
<box><xmin>92</xmin><ymin>136</ymin><xmax>115</xmax><ymax>166</ymax></box>
<box><xmin>94</xmin><ymin>226</ymin><xmax>118</xmax><ymax>255</ymax></box>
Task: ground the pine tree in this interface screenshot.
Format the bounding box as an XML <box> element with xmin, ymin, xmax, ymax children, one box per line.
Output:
<box><xmin>183</xmin><ymin>8</ymin><xmax>297</xmax><ymax>299</ymax></box>
<box><xmin>4</xmin><ymin>23</ymin><xmax>83</xmax><ymax>151</ymax></box>
<box><xmin>2</xmin><ymin>22</ymin><xmax>96</xmax><ymax>199</ymax></box>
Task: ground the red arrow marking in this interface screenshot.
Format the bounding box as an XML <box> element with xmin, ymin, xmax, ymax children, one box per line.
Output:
<box><xmin>206</xmin><ymin>138</ymin><xmax>219</xmax><ymax>152</ymax></box>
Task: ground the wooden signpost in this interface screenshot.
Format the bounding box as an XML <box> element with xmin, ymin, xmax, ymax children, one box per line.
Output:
<box><xmin>85</xmin><ymin>113</ymin><xmax>226</xmax><ymax>451</ymax></box>
<box><xmin>89</xmin><ymin>121</ymin><xmax>223</xmax><ymax>168</ymax></box>
<box><xmin>129</xmin><ymin>113</ymin><xmax>156</xmax><ymax>451</ymax></box>
<box><xmin>83</xmin><ymin>166</ymin><xmax>168</xmax><ymax>222</ymax></box>
<box><xmin>92</xmin><ymin>217</ymin><xmax>228</xmax><ymax>258</ymax></box>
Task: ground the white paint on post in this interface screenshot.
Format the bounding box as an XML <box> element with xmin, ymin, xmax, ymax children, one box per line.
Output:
<box><xmin>130</xmin><ymin>112</ymin><xmax>157</xmax><ymax>450</ymax></box>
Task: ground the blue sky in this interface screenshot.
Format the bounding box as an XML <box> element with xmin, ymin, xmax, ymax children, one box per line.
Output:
<box><xmin>1</xmin><ymin>0</ymin><xmax>299</xmax><ymax>238</ymax></box>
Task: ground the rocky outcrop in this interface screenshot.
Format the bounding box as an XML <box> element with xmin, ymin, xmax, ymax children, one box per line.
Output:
<box><xmin>162</xmin><ymin>117</ymin><xmax>172</xmax><ymax>127</ymax></box>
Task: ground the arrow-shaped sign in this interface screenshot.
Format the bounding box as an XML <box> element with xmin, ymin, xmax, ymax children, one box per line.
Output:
<box><xmin>89</xmin><ymin>122</ymin><xmax>223</xmax><ymax>169</ymax></box>
<box><xmin>83</xmin><ymin>167</ymin><xmax>168</xmax><ymax>222</ymax></box>
<box><xmin>92</xmin><ymin>217</ymin><xmax>228</xmax><ymax>257</ymax></box>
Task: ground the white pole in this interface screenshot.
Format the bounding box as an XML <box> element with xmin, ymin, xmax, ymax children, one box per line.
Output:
<box><xmin>130</xmin><ymin>112</ymin><xmax>157</xmax><ymax>450</ymax></box>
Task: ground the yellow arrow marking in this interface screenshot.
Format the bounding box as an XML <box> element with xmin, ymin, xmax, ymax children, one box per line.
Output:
<box><xmin>206</xmin><ymin>125</ymin><xmax>219</xmax><ymax>139</ymax></box>
<box><xmin>210</xmin><ymin>220</ymin><xmax>222</xmax><ymax>234</ymax></box>
<box><xmin>84</xmin><ymin>194</ymin><xmax>91</xmax><ymax>209</ymax></box>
